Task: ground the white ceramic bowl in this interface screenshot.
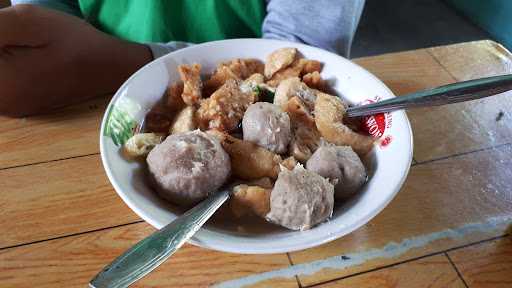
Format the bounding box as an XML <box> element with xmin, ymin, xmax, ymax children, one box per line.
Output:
<box><xmin>100</xmin><ymin>39</ymin><xmax>413</xmax><ymax>254</ymax></box>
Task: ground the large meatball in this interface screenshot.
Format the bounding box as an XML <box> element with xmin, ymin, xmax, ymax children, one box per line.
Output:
<box><xmin>242</xmin><ymin>102</ymin><xmax>291</xmax><ymax>154</ymax></box>
<box><xmin>266</xmin><ymin>165</ymin><xmax>334</xmax><ymax>230</ymax></box>
<box><xmin>146</xmin><ymin>130</ymin><xmax>231</xmax><ymax>206</ymax></box>
<box><xmin>306</xmin><ymin>144</ymin><xmax>366</xmax><ymax>200</ymax></box>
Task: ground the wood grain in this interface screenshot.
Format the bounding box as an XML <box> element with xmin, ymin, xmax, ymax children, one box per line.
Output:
<box><xmin>408</xmin><ymin>40</ymin><xmax>512</xmax><ymax>162</ymax></box>
<box><xmin>428</xmin><ymin>40</ymin><xmax>512</xmax><ymax>81</ymax></box>
<box><xmin>317</xmin><ymin>255</ymin><xmax>465</xmax><ymax>288</ymax></box>
<box><xmin>0</xmin><ymin>154</ymin><xmax>139</xmax><ymax>248</ymax></box>
<box><xmin>0</xmin><ymin>222</ymin><xmax>297</xmax><ymax>288</ymax></box>
<box><xmin>354</xmin><ymin>49</ymin><xmax>455</xmax><ymax>95</ymax></box>
<box><xmin>448</xmin><ymin>236</ymin><xmax>512</xmax><ymax>288</ymax></box>
<box><xmin>356</xmin><ymin>44</ymin><xmax>512</xmax><ymax>163</ymax></box>
<box><xmin>408</xmin><ymin>92</ymin><xmax>512</xmax><ymax>163</ymax></box>
<box><xmin>290</xmin><ymin>144</ymin><xmax>512</xmax><ymax>286</ymax></box>
<box><xmin>0</xmin><ymin>97</ymin><xmax>108</xmax><ymax>169</ymax></box>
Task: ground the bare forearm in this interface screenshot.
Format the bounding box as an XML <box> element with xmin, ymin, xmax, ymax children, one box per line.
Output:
<box><xmin>0</xmin><ymin>4</ymin><xmax>152</xmax><ymax>117</ymax></box>
<box><xmin>71</xmin><ymin>37</ymin><xmax>153</xmax><ymax>100</ymax></box>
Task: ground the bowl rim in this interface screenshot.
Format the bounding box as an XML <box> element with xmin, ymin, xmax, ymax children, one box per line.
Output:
<box><xmin>100</xmin><ymin>38</ymin><xmax>414</xmax><ymax>254</ymax></box>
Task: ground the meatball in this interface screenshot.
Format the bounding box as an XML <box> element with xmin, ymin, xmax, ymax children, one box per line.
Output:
<box><xmin>146</xmin><ymin>130</ymin><xmax>231</xmax><ymax>206</ymax></box>
<box><xmin>306</xmin><ymin>144</ymin><xmax>367</xmax><ymax>200</ymax></box>
<box><xmin>266</xmin><ymin>164</ymin><xmax>334</xmax><ymax>230</ymax></box>
<box><xmin>242</xmin><ymin>102</ymin><xmax>291</xmax><ymax>154</ymax></box>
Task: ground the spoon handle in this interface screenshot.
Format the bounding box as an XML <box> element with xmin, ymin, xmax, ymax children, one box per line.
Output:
<box><xmin>346</xmin><ymin>74</ymin><xmax>512</xmax><ymax>117</ymax></box>
<box><xmin>89</xmin><ymin>189</ymin><xmax>230</xmax><ymax>288</ymax></box>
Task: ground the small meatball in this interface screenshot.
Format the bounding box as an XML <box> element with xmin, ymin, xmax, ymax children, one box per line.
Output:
<box><xmin>274</xmin><ymin>77</ymin><xmax>317</xmax><ymax>111</ymax></box>
<box><xmin>208</xmin><ymin>131</ymin><xmax>282</xmax><ymax>180</ymax></box>
<box><xmin>197</xmin><ymin>79</ymin><xmax>257</xmax><ymax>132</ymax></box>
<box><xmin>315</xmin><ymin>92</ymin><xmax>375</xmax><ymax>156</ymax></box>
<box><xmin>306</xmin><ymin>144</ymin><xmax>367</xmax><ymax>200</ymax></box>
<box><xmin>146</xmin><ymin>130</ymin><xmax>230</xmax><ymax>206</ymax></box>
<box><xmin>266</xmin><ymin>164</ymin><xmax>334</xmax><ymax>230</ymax></box>
<box><xmin>265</xmin><ymin>47</ymin><xmax>297</xmax><ymax>78</ymax></box>
<box><xmin>123</xmin><ymin>133</ymin><xmax>163</xmax><ymax>158</ymax></box>
<box><xmin>178</xmin><ymin>63</ymin><xmax>203</xmax><ymax>106</ymax></box>
<box><xmin>166</xmin><ymin>81</ymin><xmax>186</xmax><ymax>111</ymax></box>
<box><xmin>169</xmin><ymin>106</ymin><xmax>197</xmax><ymax>134</ymax></box>
<box><xmin>230</xmin><ymin>184</ymin><xmax>271</xmax><ymax>218</ymax></box>
<box><xmin>242</xmin><ymin>102</ymin><xmax>291</xmax><ymax>154</ymax></box>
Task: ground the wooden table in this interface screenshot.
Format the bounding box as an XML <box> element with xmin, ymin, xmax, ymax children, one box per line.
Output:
<box><xmin>1</xmin><ymin>40</ymin><xmax>511</xmax><ymax>288</ymax></box>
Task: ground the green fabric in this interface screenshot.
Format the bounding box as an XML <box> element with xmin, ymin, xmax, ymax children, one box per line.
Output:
<box><xmin>446</xmin><ymin>0</ymin><xmax>512</xmax><ymax>50</ymax></box>
<box><xmin>78</xmin><ymin>0</ymin><xmax>266</xmax><ymax>44</ymax></box>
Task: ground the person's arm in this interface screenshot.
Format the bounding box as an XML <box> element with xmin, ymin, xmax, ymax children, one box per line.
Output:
<box><xmin>12</xmin><ymin>0</ymin><xmax>191</xmax><ymax>59</ymax></box>
<box><xmin>0</xmin><ymin>4</ymin><xmax>152</xmax><ymax>117</ymax></box>
<box><xmin>262</xmin><ymin>0</ymin><xmax>365</xmax><ymax>58</ymax></box>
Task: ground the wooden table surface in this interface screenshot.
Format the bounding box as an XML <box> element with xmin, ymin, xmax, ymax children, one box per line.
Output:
<box><xmin>1</xmin><ymin>40</ymin><xmax>512</xmax><ymax>288</ymax></box>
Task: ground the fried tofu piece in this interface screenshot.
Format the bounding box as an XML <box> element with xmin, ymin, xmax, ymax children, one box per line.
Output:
<box><xmin>144</xmin><ymin>110</ymin><xmax>174</xmax><ymax>134</ymax></box>
<box><xmin>123</xmin><ymin>133</ymin><xmax>164</xmax><ymax>158</ymax></box>
<box><xmin>315</xmin><ymin>92</ymin><xmax>375</xmax><ymax>156</ymax></box>
<box><xmin>203</xmin><ymin>66</ymin><xmax>240</xmax><ymax>97</ymax></box>
<box><xmin>245</xmin><ymin>73</ymin><xmax>265</xmax><ymax>85</ymax></box>
<box><xmin>169</xmin><ymin>106</ymin><xmax>197</xmax><ymax>134</ymax></box>
<box><xmin>290</xmin><ymin>125</ymin><xmax>322</xmax><ymax>162</ymax></box>
<box><xmin>274</xmin><ymin>77</ymin><xmax>317</xmax><ymax>111</ymax></box>
<box><xmin>230</xmin><ymin>184</ymin><xmax>271</xmax><ymax>218</ymax></box>
<box><xmin>281</xmin><ymin>156</ymin><xmax>298</xmax><ymax>171</ymax></box>
<box><xmin>267</xmin><ymin>58</ymin><xmax>324</xmax><ymax>87</ymax></box>
<box><xmin>265</xmin><ymin>47</ymin><xmax>297</xmax><ymax>78</ymax></box>
<box><xmin>248</xmin><ymin>177</ymin><xmax>274</xmax><ymax>189</ymax></box>
<box><xmin>302</xmin><ymin>60</ymin><xmax>323</xmax><ymax>75</ymax></box>
<box><xmin>197</xmin><ymin>79</ymin><xmax>257</xmax><ymax>132</ymax></box>
<box><xmin>240</xmin><ymin>73</ymin><xmax>265</xmax><ymax>101</ymax></box>
<box><xmin>209</xmin><ymin>131</ymin><xmax>282</xmax><ymax>180</ymax></box>
<box><xmin>302</xmin><ymin>71</ymin><xmax>329</xmax><ymax>92</ymax></box>
<box><xmin>178</xmin><ymin>63</ymin><xmax>202</xmax><ymax>106</ymax></box>
<box><xmin>266</xmin><ymin>58</ymin><xmax>305</xmax><ymax>87</ymax></box>
<box><xmin>285</xmin><ymin>96</ymin><xmax>315</xmax><ymax>125</ymax></box>
<box><xmin>225</xmin><ymin>58</ymin><xmax>265</xmax><ymax>79</ymax></box>
<box><xmin>284</xmin><ymin>96</ymin><xmax>322</xmax><ymax>162</ymax></box>
<box><xmin>166</xmin><ymin>81</ymin><xmax>186</xmax><ymax>111</ymax></box>
<box><xmin>204</xmin><ymin>59</ymin><xmax>264</xmax><ymax>96</ymax></box>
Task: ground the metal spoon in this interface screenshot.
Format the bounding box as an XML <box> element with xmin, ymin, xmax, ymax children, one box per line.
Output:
<box><xmin>89</xmin><ymin>188</ymin><xmax>230</xmax><ymax>288</ymax></box>
<box><xmin>346</xmin><ymin>74</ymin><xmax>512</xmax><ymax>117</ymax></box>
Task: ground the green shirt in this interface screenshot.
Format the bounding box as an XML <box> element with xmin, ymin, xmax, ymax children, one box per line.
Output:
<box><xmin>78</xmin><ymin>0</ymin><xmax>266</xmax><ymax>44</ymax></box>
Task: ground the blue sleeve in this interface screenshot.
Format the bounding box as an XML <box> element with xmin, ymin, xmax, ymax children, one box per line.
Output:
<box><xmin>145</xmin><ymin>42</ymin><xmax>194</xmax><ymax>59</ymax></box>
<box><xmin>11</xmin><ymin>0</ymin><xmax>82</xmax><ymax>18</ymax></box>
<box><xmin>262</xmin><ymin>0</ymin><xmax>365</xmax><ymax>58</ymax></box>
